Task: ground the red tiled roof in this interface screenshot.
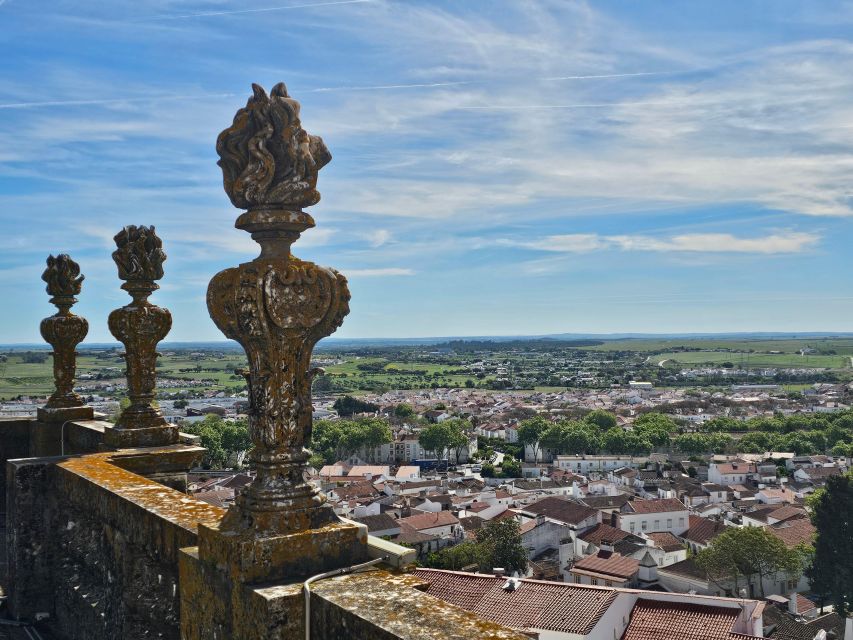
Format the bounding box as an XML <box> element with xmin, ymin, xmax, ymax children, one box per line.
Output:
<box><xmin>683</xmin><ymin>515</ymin><xmax>727</xmax><ymax>545</ymax></box>
<box><xmin>768</xmin><ymin>517</ymin><xmax>816</xmax><ymax>548</ymax></box>
<box><xmin>627</xmin><ymin>498</ymin><xmax>687</xmax><ymax>514</ymax></box>
<box><xmin>413</xmin><ymin>569</ymin><xmax>617</xmax><ymax>634</ymax></box>
<box><xmin>796</xmin><ymin>593</ymin><xmax>817</xmax><ymax>614</ymax></box>
<box><xmin>398</xmin><ymin>510</ymin><xmax>459</xmax><ymax>531</ymax></box>
<box><xmin>767</xmin><ymin>505</ymin><xmax>807</xmax><ymax>522</ymax></box>
<box><xmin>580</xmin><ymin>523</ymin><xmax>631</xmax><ymax>545</ymax></box>
<box><xmin>647</xmin><ymin>531</ymin><xmax>685</xmax><ymax>553</ymax></box>
<box><xmin>572</xmin><ymin>551</ymin><xmax>639</xmax><ymax>579</ymax></box>
<box><xmin>621</xmin><ymin>599</ymin><xmax>745</xmax><ymax>640</ymax></box>
<box><xmin>523</xmin><ymin>496</ymin><xmax>598</xmax><ymax>525</ymax></box>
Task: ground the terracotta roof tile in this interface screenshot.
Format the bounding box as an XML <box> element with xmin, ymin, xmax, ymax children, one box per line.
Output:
<box><xmin>627</xmin><ymin>498</ymin><xmax>687</xmax><ymax>514</ymax></box>
<box><xmin>523</xmin><ymin>496</ymin><xmax>598</xmax><ymax>525</ymax></box>
<box><xmin>398</xmin><ymin>510</ymin><xmax>459</xmax><ymax>531</ymax></box>
<box><xmin>413</xmin><ymin>569</ymin><xmax>617</xmax><ymax>634</ymax></box>
<box><xmin>683</xmin><ymin>515</ymin><xmax>727</xmax><ymax>545</ymax></box>
<box><xmin>580</xmin><ymin>523</ymin><xmax>631</xmax><ymax>545</ymax></box>
<box><xmin>768</xmin><ymin>518</ymin><xmax>816</xmax><ymax>548</ymax></box>
<box><xmin>647</xmin><ymin>531</ymin><xmax>685</xmax><ymax>553</ymax></box>
<box><xmin>621</xmin><ymin>599</ymin><xmax>743</xmax><ymax>640</ymax></box>
<box><xmin>572</xmin><ymin>551</ymin><xmax>639</xmax><ymax>579</ymax></box>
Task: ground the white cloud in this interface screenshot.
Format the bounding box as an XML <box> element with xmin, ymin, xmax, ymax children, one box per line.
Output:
<box><xmin>509</xmin><ymin>231</ymin><xmax>820</xmax><ymax>255</ymax></box>
<box><xmin>343</xmin><ymin>267</ymin><xmax>414</xmax><ymax>277</ymax></box>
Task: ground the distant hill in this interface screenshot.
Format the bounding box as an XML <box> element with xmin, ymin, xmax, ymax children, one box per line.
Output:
<box><xmin>2</xmin><ymin>332</ymin><xmax>851</xmax><ymax>350</ymax></box>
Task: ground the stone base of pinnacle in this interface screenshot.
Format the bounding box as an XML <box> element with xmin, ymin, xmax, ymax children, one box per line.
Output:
<box><xmin>197</xmin><ymin>517</ymin><xmax>368</xmax><ymax>585</ymax></box>
<box><xmin>37</xmin><ymin>404</ymin><xmax>94</xmax><ymax>423</ymax></box>
<box><xmin>104</xmin><ymin>424</ymin><xmax>179</xmax><ymax>448</ymax></box>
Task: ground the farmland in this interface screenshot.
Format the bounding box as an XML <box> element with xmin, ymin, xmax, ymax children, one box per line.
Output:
<box><xmin>0</xmin><ymin>335</ymin><xmax>850</xmax><ymax>401</ymax></box>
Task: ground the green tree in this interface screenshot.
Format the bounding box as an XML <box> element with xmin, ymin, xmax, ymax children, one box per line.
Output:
<box><xmin>584</xmin><ymin>409</ymin><xmax>618</xmax><ymax>431</ymax></box>
<box><xmin>183</xmin><ymin>414</ymin><xmax>228</xmax><ymax>469</ymax></box>
<box><xmin>517</xmin><ymin>416</ymin><xmax>549</xmax><ymax>462</ymax></box>
<box><xmin>697</xmin><ymin>526</ymin><xmax>804</xmax><ymax>598</ymax></box>
<box><xmin>333</xmin><ymin>395</ymin><xmax>379</xmax><ymax>417</ymax></box>
<box><xmin>501</xmin><ymin>458</ymin><xmax>521</xmax><ymax>478</ymax></box>
<box><xmin>419</xmin><ymin>422</ymin><xmax>453</xmax><ymax>460</ymax></box>
<box><xmin>394</xmin><ymin>403</ymin><xmax>415</xmax><ymax>419</ymax></box>
<box><xmin>221</xmin><ymin>418</ymin><xmax>252</xmax><ymax>467</ymax></box>
<box><xmin>808</xmin><ymin>471</ymin><xmax>853</xmax><ymax>615</ymax></box>
<box><xmin>445</xmin><ymin>419</ymin><xmax>472</xmax><ymax>464</ymax></box>
<box><xmin>476</xmin><ymin>519</ymin><xmax>528</xmax><ymax>574</ymax></box>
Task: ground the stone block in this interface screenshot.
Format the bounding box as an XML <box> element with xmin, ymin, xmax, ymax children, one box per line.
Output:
<box><xmin>103</xmin><ymin>424</ymin><xmax>179</xmax><ymax>448</ymax></box>
<box><xmin>197</xmin><ymin>519</ymin><xmax>368</xmax><ymax>584</ymax></box>
<box><xmin>37</xmin><ymin>405</ymin><xmax>94</xmax><ymax>423</ymax></box>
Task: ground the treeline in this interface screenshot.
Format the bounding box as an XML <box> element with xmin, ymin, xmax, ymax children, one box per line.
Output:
<box><xmin>309</xmin><ymin>418</ymin><xmax>393</xmax><ymax>467</ymax></box>
<box><xmin>518</xmin><ymin>411</ymin><xmax>675</xmax><ymax>458</ymax></box>
<box><xmin>518</xmin><ymin>408</ymin><xmax>853</xmax><ymax>457</ymax></box>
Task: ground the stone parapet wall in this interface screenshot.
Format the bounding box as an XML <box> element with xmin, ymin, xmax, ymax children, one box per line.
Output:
<box><xmin>7</xmin><ymin>448</ymin><xmax>221</xmax><ymax>639</ymax></box>
<box><xmin>0</xmin><ymin>418</ymin><xmax>31</xmax><ymax>513</ymax></box>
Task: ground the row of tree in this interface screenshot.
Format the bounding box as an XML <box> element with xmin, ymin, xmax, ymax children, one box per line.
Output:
<box><xmin>517</xmin><ymin>408</ymin><xmax>853</xmax><ymax>458</ymax></box>
<box><xmin>309</xmin><ymin>418</ymin><xmax>393</xmax><ymax>466</ymax></box>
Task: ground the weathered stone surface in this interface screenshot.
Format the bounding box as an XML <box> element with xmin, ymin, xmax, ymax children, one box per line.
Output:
<box><xmin>198</xmin><ymin>519</ymin><xmax>367</xmax><ymax>584</ymax></box>
<box><xmin>106</xmin><ymin>226</ymin><xmax>176</xmax><ymax>447</ymax></box>
<box><xmin>6</xmin><ymin>448</ymin><xmax>223</xmax><ymax>639</ymax></box>
<box><xmin>310</xmin><ymin>571</ymin><xmax>529</xmax><ymax>640</ymax></box>
<box><xmin>39</xmin><ymin>254</ymin><xmax>92</xmax><ymax>421</ymax></box>
<box><xmin>207</xmin><ymin>83</ymin><xmax>349</xmax><ymax>540</ymax></box>
<box><xmin>0</xmin><ymin>418</ymin><xmax>31</xmax><ymax>512</ymax></box>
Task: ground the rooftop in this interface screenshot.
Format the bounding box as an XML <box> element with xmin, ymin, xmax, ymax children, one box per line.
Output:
<box><xmin>413</xmin><ymin>569</ymin><xmax>617</xmax><ymax>635</ymax></box>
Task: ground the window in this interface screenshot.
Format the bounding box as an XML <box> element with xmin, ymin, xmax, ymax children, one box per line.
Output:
<box><xmin>629</xmin><ymin>522</ymin><xmax>635</xmax><ymax>533</ymax></box>
<box><xmin>678</xmin><ymin>517</ymin><xmax>685</xmax><ymax>527</ymax></box>
<box><xmin>667</xmin><ymin>519</ymin><xmax>672</xmax><ymax>528</ymax></box>
<box><xmin>654</xmin><ymin>519</ymin><xmax>660</xmax><ymax>530</ymax></box>
<box><xmin>592</xmin><ymin>579</ymin><xmax>599</xmax><ymax>586</ymax></box>
<box><xmin>641</xmin><ymin>521</ymin><xmax>648</xmax><ymax>531</ymax></box>
<box><xmin>574</xmin><ymin>575</ymin><xmax>581</xmax><ymax>584</ymax></box>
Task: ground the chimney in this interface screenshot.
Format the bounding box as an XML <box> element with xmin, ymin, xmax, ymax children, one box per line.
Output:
<box><xmin>788</xmin><ymin>593</ymin><xmax>799</xmax><ymax>616</ymax></box>
<box><xmin>493</xmin><ymin>568</ymin><xmax>505</xmax><ymax>577</ymax></box>
<box><xmin>845</xmin><ymin>616</ymin><xmax>853</xmax><ymax>640</ymax></box>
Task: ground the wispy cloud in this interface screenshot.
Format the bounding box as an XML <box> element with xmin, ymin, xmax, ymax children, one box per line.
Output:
<box><xmin>140</xmin><ymin>0</ymin><xmax>377</xmax><ymax>21</ymax></box>
<box><xmin>506</xmin><ymin>231</ymin><xmax>821</xmax><ymax>255</ymax></box>
<box><xmin>344</xmin><ymin>267</ymin><xmax>414</xmax><ymax>277</ymax></box>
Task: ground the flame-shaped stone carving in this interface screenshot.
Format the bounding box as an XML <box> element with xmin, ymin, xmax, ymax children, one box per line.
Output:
<box><xmin>105</xmin><ymin>226</ymin><xmax>177</xmax><ymax>447</ymax></box>
<box><xmin>217</xmin><ymin>82</ymin><xmax>331</xmax><ymax>211</ymax></box>
<box><xmin>207</xmin><ymin>83</ymin><xmax>350</xmax><ymax>535</ymax></box>
<box><xmin>38</xmin><ymin>254</ymin><xmax>93</xmax><ymax>422</ymax></box>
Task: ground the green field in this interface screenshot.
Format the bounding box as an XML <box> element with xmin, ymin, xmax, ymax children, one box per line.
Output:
<box><xmin>657</xmin><ymin>351</ymin><xmax>851</xmax><ymax>369</ymax></box>
<box><xmin>582</xmin><ymin>337</ymin><xmax>853</xmax><ymax>355</ymax></box>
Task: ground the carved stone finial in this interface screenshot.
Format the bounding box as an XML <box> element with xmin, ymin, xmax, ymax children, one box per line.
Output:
<box><xmin>38</xmin><ymin>254</ymin><xmax>93</xmax><ymax>423</ymax></box>
<box><xmin>112</xmin><ymin>225</ymin><xmax>166</xmax><ymax>286</ymax></box>
<box><xmin>42</xmin><ymin>254</ymin><xmax>84</xmax><ymax>304</ymax></box>
<box><xmin>216</xmin><ymin>82</ymin><xmax>331</xmax><ymax>212</ymax></box>
<box><xmin>205</xmin><ymin>84</ymin><xmax>355</xmax><ymax>545</ymax></box>
<box><xmin>105</xmin><ymin>226</ymin><xmax>177</xmax><ymax>448</ymax></box>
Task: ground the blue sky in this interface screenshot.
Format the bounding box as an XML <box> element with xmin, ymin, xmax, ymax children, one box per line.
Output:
<box><xmin>1</xmin><ymin>0</ymin><xmax>852</xmax><ymax>342</ymax></box>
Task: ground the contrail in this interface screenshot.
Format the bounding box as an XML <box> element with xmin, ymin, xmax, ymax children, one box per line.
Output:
<box><xmin>141</xmin><ymin>0</ymin><xmax>376</xmax><ymax>21</ymax></box>
<box><xmin>0</xmin><ymin>93</ymin><xmax>236</xmax><ymax>110</ymax></box>
<box><xmin>543</xmin><ymin>71</ymin><xmax>677</xmax><ymax>81</ymax></box>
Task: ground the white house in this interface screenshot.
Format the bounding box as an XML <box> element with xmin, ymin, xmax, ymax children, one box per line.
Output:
<box><xmin>616</xmin><ymin>499</ymin><xmax>690</xmax><ymax>536</ymax></box>
<box><xmin>708</xmin><ymin>461</ymin><xmax>756</xmax><ymax>486</ymax></box>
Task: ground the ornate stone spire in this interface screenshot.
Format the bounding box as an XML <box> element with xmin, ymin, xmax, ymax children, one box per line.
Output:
<box><xmin>206</xmin><ymin>83</ymin><xmax>352</xmax><ymax>537</ymax></box>
<box><xmin>37</xmin><ymin>254</ymin><xmax>94</xmax><ymax>422</ymax></box>
<box><xmin>105</xmin><ymin>225</ymin><xmax>178</xmax><ymax>448</ymax></box>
